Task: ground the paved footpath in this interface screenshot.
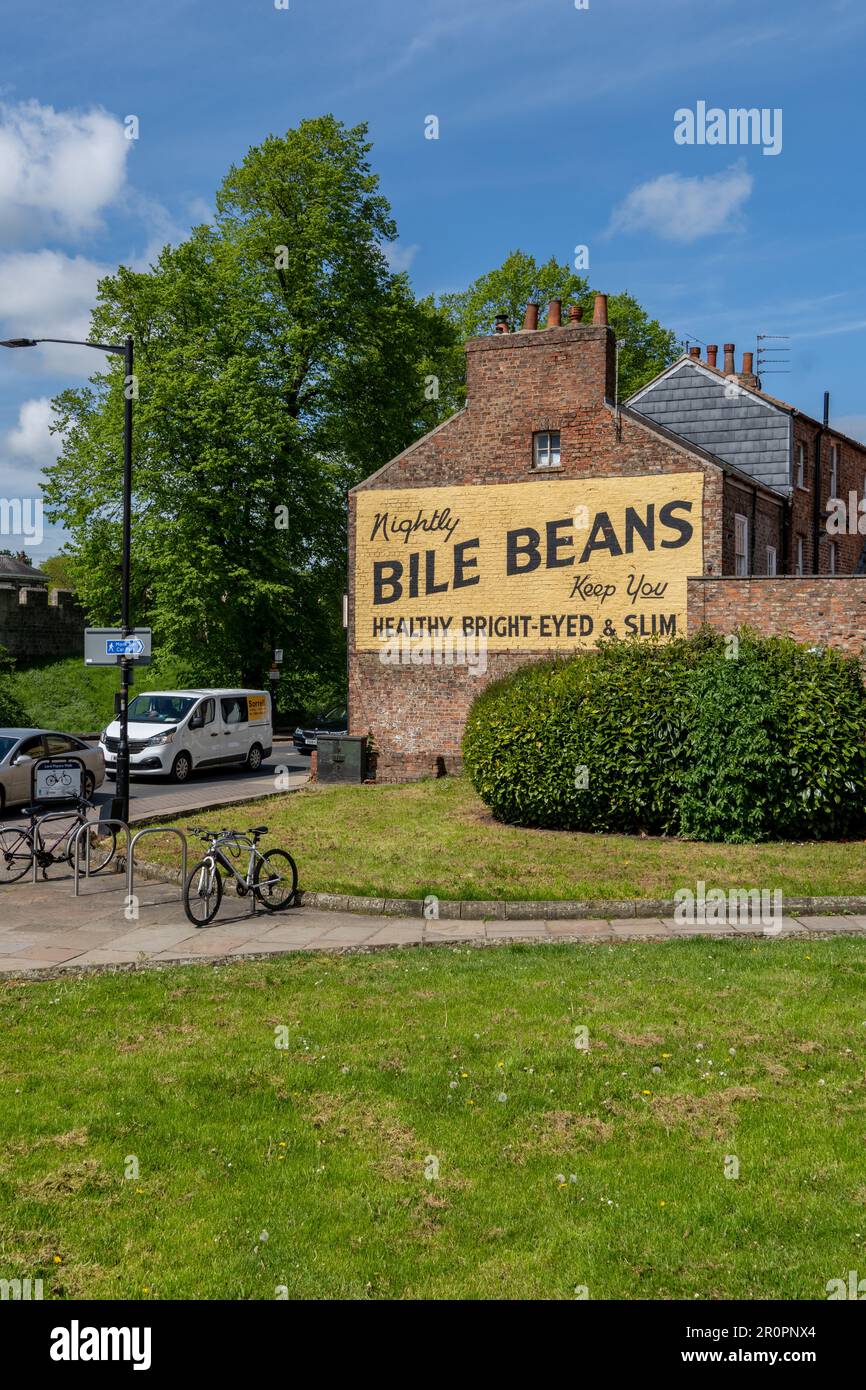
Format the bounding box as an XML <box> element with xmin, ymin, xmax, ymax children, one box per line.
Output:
<box><xmin>1</xmin><ymin>873</ymin><xmax>865</xmax><ymax>975</ymax></box>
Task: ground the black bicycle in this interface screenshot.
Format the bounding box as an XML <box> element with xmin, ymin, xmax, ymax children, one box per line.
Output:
<box><xmin>183</xmin><ymin>825</ymin><xmax>298</xmax><ymax>926</ymax></box>
<box><xmin>0</xmin><ymin>799</ymin><xmax>117</xmax><ymax>884</ymax></box>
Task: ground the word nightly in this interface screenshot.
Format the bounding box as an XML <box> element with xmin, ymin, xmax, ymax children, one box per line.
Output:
<box><xmin>368</xmin><ymin>506</ymin><xmax>460</xmax><ymax>545</ymax></box>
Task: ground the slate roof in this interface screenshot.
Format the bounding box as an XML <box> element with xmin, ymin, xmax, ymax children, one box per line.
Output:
<box><xmin>627</xmin><ymin>355</ymin><xmax>866</xmax><ymax>499</ymax></box>
<box><xmin>0</xmin><ymin>554</ymin><xmax>48</xmax><ymax>584</ymax></box>
<box><xmin>628</xmin><ymin>360</ymin><xmax>792</xmax><ymax>493</ymax></box>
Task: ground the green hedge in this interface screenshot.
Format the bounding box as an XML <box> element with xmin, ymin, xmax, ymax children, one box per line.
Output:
<box><xmin>462</xmin><ymin>631</ymin><xmax>866</xmax><ymax>843</ymax></box>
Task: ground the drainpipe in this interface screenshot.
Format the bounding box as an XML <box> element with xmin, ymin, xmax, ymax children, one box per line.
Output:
<box><xmin>812</xmin><ymin>392</ymin><xmax>829</xmax><ymax>574</ymax></box>
<box><xmin>750</xmin><ymin>486</ymin><xmax>757</xmax><ymax>575</ymax></box>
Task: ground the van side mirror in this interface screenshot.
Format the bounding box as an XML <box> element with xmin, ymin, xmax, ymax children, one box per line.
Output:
<box><xmin>189</xmin><ymin>713</ymin><xmax>203</xmax><ymax>730</ymax></box>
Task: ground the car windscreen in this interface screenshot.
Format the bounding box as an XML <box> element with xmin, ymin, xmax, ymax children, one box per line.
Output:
<box><xmin>323</xmin><ymin>707</ymin><xmax>347</xmax><ymax>723</ymax></box>
<box><xmin>0</xmin><ymin>736</ymin><xmax>18</xmax><ymax>762</ymax></box>
<box><xmin>127</xmin><ymin>696</ymin><xmax>195</xmax><ymax>724</ymax></box>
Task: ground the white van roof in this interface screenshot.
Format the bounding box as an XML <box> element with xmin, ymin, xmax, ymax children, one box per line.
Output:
<box><xmin>137</xmin><ymin>688</ymin><xmax>269</xmax><ymax>698</ymax></box>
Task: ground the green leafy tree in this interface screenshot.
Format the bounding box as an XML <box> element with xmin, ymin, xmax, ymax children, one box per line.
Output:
<box><xmin>43</xmin><ymin>117</ymin><xmax>456</xmax><ymax>693</ymax></box>
<box><xmin>438</xmin><ymin>249</ymin><xmax>677</xmax><ymax>404</ymax></box>
<box><xmin>41</xmin><ymin>554</ymin><xmax>76</xmax><ymax>592</ymax></box>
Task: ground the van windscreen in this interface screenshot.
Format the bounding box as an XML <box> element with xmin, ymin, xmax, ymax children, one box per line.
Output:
<box><xmin>128</xmin><ymin>695</ymin><xmax>196</xmax><ymax>724</ymax></box>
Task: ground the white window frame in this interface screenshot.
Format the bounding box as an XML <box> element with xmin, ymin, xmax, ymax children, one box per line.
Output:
<box><xmin>766</xmin><ymin>545</ymin><xmax>777</xmax><ymax>576</ymax></box>
<box><xmin>796</xmin><ymin>441</ymin><xmax>805</xmax><ymax>489</ymax></box>
<box><xmin>533</xmin><ymin>430</ymin><xmax>561</xmax><ymax>470</ymax></box>
<box><xmin>796</xmin><ymin>535</ymin><xmax>805</xmax><ymax>576</ymax></box>
<box><xmin>734</xmin><ymin>513</ymin><xmax>749</xmax><ymax>576</ymax></box>
<box><xmin>829</xmin><ymin>443</ymin><xmax>839</xmax><ymax>499</ymax></box>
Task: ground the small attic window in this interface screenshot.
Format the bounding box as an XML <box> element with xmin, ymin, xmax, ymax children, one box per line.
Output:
<box><xmin>533</xmin><ymin>430</ymin><xmax>561</xmax><ymax>470</ymax></box>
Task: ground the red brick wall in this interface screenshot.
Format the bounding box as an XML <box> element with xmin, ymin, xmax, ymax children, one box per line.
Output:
<box><xmin>687</xmin><ymin>576</ymin><xmax>866</xmax><ymax>660</ymax></box>
<box><xmin>722</xmin><ymin>478</ymin><xmax>784</xmax><ymax>576</ymax></box>
<box><xmin>791</xmin><ymin>418</ymin><xmax>866</xmax><ymax>575</ymax></box>
<box><xmin>349</xmin><ymin>322</ymin><xmax>730</xmax><ymax>780</ymax></box>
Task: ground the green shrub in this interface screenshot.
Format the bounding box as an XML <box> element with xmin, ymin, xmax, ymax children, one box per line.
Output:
<box><xmin>462</xmin><ymin>630</ymin><xmax>866</xmax><ymax>843</ymax></box>
<box><xmin>679</xmin><ymin>634</ymin><xmax>866</xmax><ymax>842</ymax></box>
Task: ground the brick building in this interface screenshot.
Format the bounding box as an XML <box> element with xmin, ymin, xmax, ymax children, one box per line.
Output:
<box><xmin>348</xmin><ymin>296</ymin><xmax>866</xmax><ymax>780</ymax></box>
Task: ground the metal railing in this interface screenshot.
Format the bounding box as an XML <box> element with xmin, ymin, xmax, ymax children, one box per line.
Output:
<box><xmin>71</xmin><ymin>817</ymin><xmax>130</xmax><ymax>897</ymax></box>
<box><xmin>127</xmin><ymin>827</ymin><xmax>187</xmax><ymax>904</ymax></box>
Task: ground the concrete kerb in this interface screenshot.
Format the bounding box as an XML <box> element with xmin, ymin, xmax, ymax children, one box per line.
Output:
<box><xmin>127</xmin><ymin>858</ymin><xmax>866</xmax><ymax>922</ymax></box>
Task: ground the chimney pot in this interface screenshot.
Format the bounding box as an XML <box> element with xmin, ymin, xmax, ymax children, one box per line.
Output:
<box><xmin>688</xmin><ymin>346</ymin><xmax>701</xmax><ymax>360</ymax></box>
<box><xmin>742</xmin><ymin>350</ymin><xmax>754</xmax><ymax>374</ymax></box>
<box><xmin>568</xmin><ymin>304</ymin><xmax>584</xmax><ymax>323</ymax></box>
<box><xmin>707</xmin><ymin>344</ymin><xmax>718</xmax><ymax>368</ymax></box>
<box><xmin>592</xmin><ymin>293</ymin><xmax>608</xmax><ymax>326</ymax></box>
<box><xmin>521</xmin><ymin>302</ymin><xmax>539</xmax><ymax>331</ymax></box>
<box><xmin>547</xmin><ymin>298</ymin><xmax>562</xmax><ymax>328</ymax></box>
<box><xmin>494</xmin><ymin>314</ymin><xmax>510</xmax><ymax>333</ymax></box>
<box><xmin>723</xmin><ymin>343</ymin><xmax>736</xmax><ymax>375</ymax></box>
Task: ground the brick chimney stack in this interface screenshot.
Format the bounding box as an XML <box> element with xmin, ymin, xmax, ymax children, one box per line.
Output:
<box><xmin>736</xmin><ymin>349</ymin><xmax>759</xmax><ymax>391</ymax></box>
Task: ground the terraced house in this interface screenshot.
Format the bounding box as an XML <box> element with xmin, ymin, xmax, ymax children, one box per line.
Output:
<box><xmin>347</xmin><ymin>297</ymin><xmax>866</xmax><ymax>780</ymax></box>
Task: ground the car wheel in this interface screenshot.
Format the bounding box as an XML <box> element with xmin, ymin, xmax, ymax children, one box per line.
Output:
<box><xmin>245</xmin><ymin>744</ymin><xmax>264</xmax><ymax>773</ymax></box>
<box><xmin>82</xmin><ymin>772</ymin><xmax>95</xmax><ymax>800</ymax></box>
<box><xmin>170</xmin><ymin>752</ymin><xmax>193</xmax><ymax>784</ymax></box>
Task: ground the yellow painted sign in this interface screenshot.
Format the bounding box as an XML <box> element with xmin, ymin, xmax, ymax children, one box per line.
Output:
<box><xmin>353</xmin><ymin>475</ymin><xmax>704</xmax><ymax>651</ymax></box>
<box><xmin>247</xmin><ymin>694</ymin><xmax>268</xmax><ymax>722</ymax></box>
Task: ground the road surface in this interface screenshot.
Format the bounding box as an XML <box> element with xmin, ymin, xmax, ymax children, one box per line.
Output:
<box><xmin>0</xmin><ymin>743</ymin><xmax>311</xmax><ymax>829</ymax></box>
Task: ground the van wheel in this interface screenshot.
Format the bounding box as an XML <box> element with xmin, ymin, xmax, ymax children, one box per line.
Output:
<box><xmin>170</xmin><ymin>752</ymin><xmax>193</xmax><ymax>784</ymax></box>
<box><xmin>246</xmin><ymin>744</ymin><xmax>264</xmax><ymax>773</ymax></box>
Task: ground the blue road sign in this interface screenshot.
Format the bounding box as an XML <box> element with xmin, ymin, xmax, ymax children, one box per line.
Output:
<box><xmin>106</xmin><ymin>638</ymin><xmax>144</xmax><ymax>657</ymax></box>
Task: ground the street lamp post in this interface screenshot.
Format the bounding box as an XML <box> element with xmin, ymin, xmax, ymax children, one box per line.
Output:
<box><xmin>1</xmin><ymin>334</ymin><xmax>135</xmax><ymax>823</ymax></box>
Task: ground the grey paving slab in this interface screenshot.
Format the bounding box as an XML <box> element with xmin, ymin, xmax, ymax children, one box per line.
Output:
<box><xmin>3</xmin><ymin>870</ymin><xmax>866</xmax><ymax>976</ymax></box>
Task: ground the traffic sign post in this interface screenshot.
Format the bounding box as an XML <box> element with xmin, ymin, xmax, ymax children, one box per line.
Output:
<box><xmin>85</xmin><ymin>628</ymin><xmax>152</xmax><ymax>667</ymax></box>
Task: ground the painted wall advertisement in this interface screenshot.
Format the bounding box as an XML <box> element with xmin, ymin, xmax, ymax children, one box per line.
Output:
<box><xmin>353</xmin><ymin>474</ymin><xmax>704</xmax><ymax>651</ymax></box>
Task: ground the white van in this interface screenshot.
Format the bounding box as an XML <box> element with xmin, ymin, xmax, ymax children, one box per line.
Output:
<box><xmin>99</xmin><ymin>688</ymin><xmax>273</xmax><ymax>784</ymax></box>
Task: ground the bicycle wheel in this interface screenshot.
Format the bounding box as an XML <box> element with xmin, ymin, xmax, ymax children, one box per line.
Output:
<box><xmin>68</xmin><ymin>822</ymin><xmax>117</xmax><ymax>875</ymax></box>
<box><xmin>253</xmin><ymin>849</ymin><xmax>298</xmax><ymax>911</ymax></box>
<box><xmin>0</xmin><ymin>828</ymin><xmax>33</xmax><ymax>884</ymax></box>
<box><xmin>184</xmin><ymin>859</ymin><xmax>223</xmax><ymax>926</ymax></box>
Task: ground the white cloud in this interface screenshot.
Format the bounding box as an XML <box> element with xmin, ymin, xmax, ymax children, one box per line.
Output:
<box><xmin>0</xmin><ymin>99</ymin><xmax>131</xmax><ymax>240</ymax></box>
<box><xmin>0</xmin><ymin>250</ymin><xmax>108</xmax><ymax>376</ymax></box>
<box><xmin>383</xmin><ymin>241</ymin><xmax>420</xmax><ymax>273</ymax></box>
<box><xmin>4</xmin><ymin>397</ymin><xmax>64</xmax><ymax>470</ymax></box>
<box><xmin>608</xmin><ymin>166</ymin><xmax>754</xmax><ymax>244</ymax></box>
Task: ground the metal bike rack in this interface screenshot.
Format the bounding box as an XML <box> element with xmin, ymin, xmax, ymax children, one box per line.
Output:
<box><xmin>31</xmin><ymin>810</ymin><xmax>89</xmax><ymax>886</ymax></box>
<box><xmin>127</xmin><ymin>827</ymin><xmax>188</xmax><ymax>904</ymax></box>
<box><xmin>72</xmin><ymin>818</ymin><xmax>130</xmax><ymax>897</ymax></box>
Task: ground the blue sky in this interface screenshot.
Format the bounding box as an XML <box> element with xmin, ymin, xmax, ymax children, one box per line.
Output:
<box><xmin>2</xmin><ymin>0</ymin><xmax>865</xmax><ymax>556</ymax></box>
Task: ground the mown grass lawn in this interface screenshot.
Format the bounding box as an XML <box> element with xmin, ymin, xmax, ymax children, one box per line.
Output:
<box><xmin>153</xmin><ymin>775</ymin><xmax>866</xmax><ymax>901</ymax></box>
<box><xmin>2</xmin><ymin>938</ymin><xmax>865</xmax><ymax>1300</ymax></box>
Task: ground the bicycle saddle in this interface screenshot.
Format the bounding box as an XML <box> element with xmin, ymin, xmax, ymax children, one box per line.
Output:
<box><xmin>248</xmin><ymin>825</ymin><xmax>268</xmax><ymax>837</ymax></box>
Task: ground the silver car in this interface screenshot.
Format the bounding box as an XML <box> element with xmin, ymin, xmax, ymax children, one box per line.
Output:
<box><xmin>0</xmin><ymin>729</ymin><xmax>106</xmax><ymax>813</ymax></box>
